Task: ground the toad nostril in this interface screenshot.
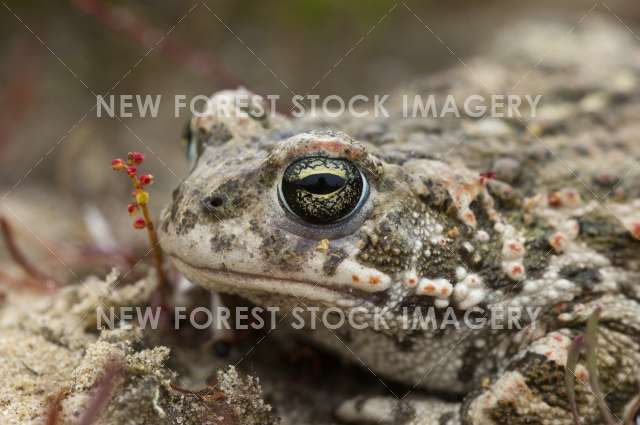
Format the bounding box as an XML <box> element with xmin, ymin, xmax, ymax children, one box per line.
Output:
<box><xmin>209</xmin><ymin>196</ymin><xmax>224</xmax><ymax>207</ymax></box>
<box><xmin>203</xmin><ymin>195</ymin><xmax>224</xmax><ymax>211</ymax></box>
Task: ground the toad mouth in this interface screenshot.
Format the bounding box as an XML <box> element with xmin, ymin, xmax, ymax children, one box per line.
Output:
<box><xmin>169</xmin><ymin>253</ymin><xmax>363</xmax><ymax>306</ymax></box>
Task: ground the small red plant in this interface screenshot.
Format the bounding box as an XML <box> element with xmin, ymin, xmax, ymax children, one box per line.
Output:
<box><xmin>111</xmin><ymin>152</ymin><xmax>168</xmax><ymax>297</ymax></box>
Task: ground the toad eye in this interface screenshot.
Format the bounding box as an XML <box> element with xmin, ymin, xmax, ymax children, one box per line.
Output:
<box><xmin>278</xmin><ymin>156</ymin><xmax>368</xmax><ymax>225</ymax></box>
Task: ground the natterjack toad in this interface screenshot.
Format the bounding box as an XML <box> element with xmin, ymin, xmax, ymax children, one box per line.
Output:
<box><xmin>160</xmin><ymin>21</ymin><xmax>640</xmax><ymax>425</ymax></box>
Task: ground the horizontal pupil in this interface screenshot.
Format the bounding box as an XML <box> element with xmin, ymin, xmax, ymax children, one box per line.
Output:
<box><xmin>297</xmin><ymin>173</ymin><xmax>346</xmax><ymax>195</ymax></box>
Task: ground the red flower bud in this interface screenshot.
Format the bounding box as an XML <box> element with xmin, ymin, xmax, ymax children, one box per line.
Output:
<box><xmin>133</xmin><ymin>218</ymin><xmax>146</xmax><ymax>229</ymax></box>
<box><xmin>128</xmin><ymin>151</ymin><xmax>145</xmax><ymax>165</ymax></box>
<box><xmin>111</xmin><ymin>158</ymin><xmax>126</xmax><ymax>170</ymax></box>
<box><xmin>127</xmin><ymin>203</ymin><xmax>138</xmax><ymax>215</ymax></box>
<box><xmin>126</xmin><ymin>166</ymin><xmax>137</xmax><ymax>177</ymax></box>
<box><xmin>139</xmin><ymin>174</ymin><xmax>154</xmax><ymax>186</ymax></box>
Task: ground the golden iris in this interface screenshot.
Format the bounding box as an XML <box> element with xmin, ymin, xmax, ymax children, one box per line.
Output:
<box><xmin>279</xmin><ymin>157</ymin><xmax>365</xmax><ymax>224</ymax></box>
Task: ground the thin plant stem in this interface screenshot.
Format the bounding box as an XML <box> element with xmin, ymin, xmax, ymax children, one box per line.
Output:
<box><xmin>77</xmin><ymin>359</ymin><xmax>122</xmax><ymax>425</ymax></box>
<box><xmin>140</xmin><ymin>202</ymin><xmax>167</xmax><ymax>298</ymax></box>
<box><xmin>565</xmin><ymin>335</ymin><xmax>584</xmax><ymax>425</ymax></box>
<box><xmin>585</xmin><ymin>307</ymin><xmax>617</xmax><ymax>425</ymax></box>
<box><xmin>0</xmin><ymin>216</ymin><xmax>58</xmax><ymax>288</ymax></box>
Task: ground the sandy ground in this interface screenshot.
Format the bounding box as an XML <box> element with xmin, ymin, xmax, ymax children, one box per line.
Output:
<box><xmin>0</xmin><ymin>267</ymin><xmax>397</xmax><ymax>425</ymax></box>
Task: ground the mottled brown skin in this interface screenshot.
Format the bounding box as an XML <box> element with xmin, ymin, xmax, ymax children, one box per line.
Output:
<box><xmin>160</xmin><ymin>21</ymin><xmax>640</xmax><ymax>425</ymax></box>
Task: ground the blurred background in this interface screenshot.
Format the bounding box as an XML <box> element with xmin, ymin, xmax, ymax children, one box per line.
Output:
<box><xmin>0</xmin><ymin>0</ymin><xmax>639</xmax><ymax>264</ymax></box>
